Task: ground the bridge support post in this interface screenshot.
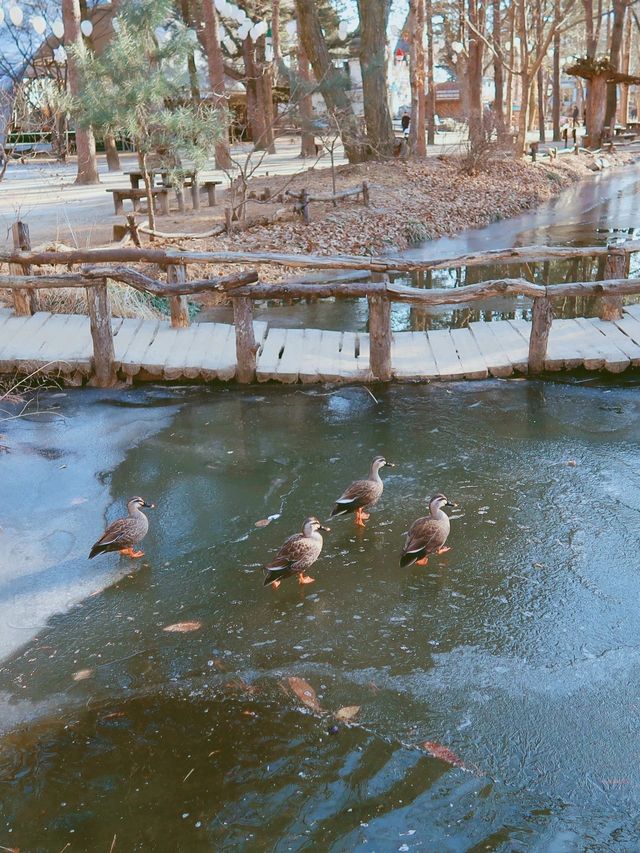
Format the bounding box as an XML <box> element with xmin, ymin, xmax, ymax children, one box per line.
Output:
<box><xmin>167</xmin><ymin>263</ymin><xmax>190</xmax><ymax>328</ymax></box>
<box><xmin>86</xmin><ymin>278</ymin><xmax>117</xmax><ymax>387</ymax></box>
<box><xmin>10</xmin><ymin>222</ymin><xmax>38</xmax><ymax>316</ymax></box>
<box><xmin>368</xmin><ymin>279</ymin><xmax>392</xmax><ymax>381</ymax></box>
<box><xmin>597</xmin><ymin>247</ymin><xmax>627</xmax><ymax>321</ymax></box>
<box><xmin>528</xmin><ymin>296</ymin><xmax>553</xmax><ymax>374</ymax></box>
<box><xmin>233</xmin><ymin>296</ymin><xmax>257</xmax><ymax>383</ymax></box>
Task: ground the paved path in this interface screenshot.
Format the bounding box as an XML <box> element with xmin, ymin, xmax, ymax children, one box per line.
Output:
<box><xmin>3</xmin><ymin>304</ymin><xmax>640</xmax><ymax>383</ymax></box>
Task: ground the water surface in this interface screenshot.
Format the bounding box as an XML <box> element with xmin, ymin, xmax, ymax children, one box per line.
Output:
<box><xmin>2</xmin><ymin>380</ymin><xmax>640</xmax><ymax>850</ymax></box>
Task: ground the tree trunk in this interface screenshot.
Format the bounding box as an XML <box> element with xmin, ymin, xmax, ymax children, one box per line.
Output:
<box><xmin>271</xmin><ymin>0</ymin><xmax>282</xmax><ymax>82</ymax></box>
<box><xmin>552</xmin><ymin>0</ymin><xmax>561</xmax><ymax>141</ymax></box>
<box><xmin>516</xmin><ymin>73</ymin><xmax>532</xmax><ymax>156</ymax></box>
<box><xmin>294</xmin><ymin>0</ymin><xmax>365</xmax><ymax>163</ymax></box>
<box><xmin>619</xmin><ymin>13</ymin><xmax>632</xmax><ymax>125</ymax></box>
<box><xmin>297</xmin><ymin>44</ymin><xmax>316</xmax><ymax>157</ymax></box>
<box><xmin>535</xmin><ymin>0</ymin><xmax>546</xmax><ymax>142</ymax></box>
<box><xmin>105</xmin><ymin>132</ymin><xmax>121</xmax><ymax>171</ymax></box>
<box><xmin>492</xmin><ymin>0</ymin><xmax>506</xmax><ymax>139</ymax></box>
<box><xmin>201</xmin><ymin>0</ymin><xmax>232</xmax><ymax>169</ymax></box>
<box><xmin>356</xmin><ymin>0</ymin><xmax>395</xmax><ymax>158</ymax></box>
<box><xmin>242</xmin><ymin>36</ymin><xmax>267</xmax><ymax>148</ymax></box>
<box><xmin>425</xmin><ymin>0</ymin><xmax>436</xmax><ymax>145</ymax></box>
<box><xmin>62</xmin><ymin>0</ymin><xmax>100</xmax><ymax>184</ymax></box>
<box><xmin>139</xmin><ymin>149</ymin><xmax>156</xmax><ymax>233</ymax></box>
<box><xmin>587</xmin><ymin>73</ymin><xmax>608</xmax><ymax>147</ymax></box>
<box><xmin>256</xmin><ymin>35</ymin><xmax>276</xmax><ymax>153</ymax></box>
<box><xmin>466</xmin><ymin>0</ymin><xmax>485</xmax><ymax>148</ymax></box>
<box><xmin>408</xmin><ymin>0</ymin><xmax>426</xmax><ymax>156</ymax></box>
<box><xmin>605</xmin><ymin>0</ymin><xmax>627</xmax><ymax>131</ymax></box>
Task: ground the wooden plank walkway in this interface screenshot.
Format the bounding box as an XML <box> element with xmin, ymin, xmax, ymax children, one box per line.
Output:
<box><xmin>3</xmin><ymin>308</ymin><xmax>640</xmax><ymax>383</ymax></box>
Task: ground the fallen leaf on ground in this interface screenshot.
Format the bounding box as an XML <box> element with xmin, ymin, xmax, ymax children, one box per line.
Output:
<box><xmin>335</xmin><ymin>705</ymin><xmax>360</xmax><ymax>722</ymax></box>
<box><xmin>163</xmin><ymin>621</ymin><xmax>202</xmax><ymax>633</ymax></box>
<box><xmin>254</xmin><ymin>518</ymin><xmax>271</xmax><ymax>527</ymax></box>
<box><xmin>566</xmin><ymin>460</ymin><xmax>578</xmax><ymax>467</ymax></box>
<box><xmin>420</xmin><ymin>741</ymin><xmax>467</xmax><ymax>769</ymax></box>
<box><xmin>225</xmin><ymin>678</ymin><xmax>258</xmax><ymax>694</ymax></box>
<box><xmin>72</xmin><ymin>668</ymin><xmax>94</xmax><ymax>681</ymax></box>
<box><xmin>282</xmin><ymin>676</ymin><xmax>324</xmax><ymax>714</ymax></box>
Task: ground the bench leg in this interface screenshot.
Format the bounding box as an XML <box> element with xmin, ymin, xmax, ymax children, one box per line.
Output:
<box><xmin>176</xmin><ymin>188</ymin><xmax>185</xmax><ymax>212</ymax></box>
<box><xmin>206</xmin><ymin>185</ymin><xmax>216</xmax><ymax>206</ymax></box>
<box><xmin>113</xmin><ymin>196</ymin><xmax>123</xmax><ymax>215</ymax></box>
<box><xmin>158</xmin><ymin>192</ymin><xmax>170</xmax><ymax>216</ymax></box>
<box><xmin>132</xmin><ymin>196</ymin><xmax>140</xmax><ymax>212</ymax></box>
<box><xmin>190</xmin><ymin>182</ymin><xmax>201</xmax><ymax>210</ymax></box>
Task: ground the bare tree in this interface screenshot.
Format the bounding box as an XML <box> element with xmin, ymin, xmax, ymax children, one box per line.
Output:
<box><xmin>201</xmin><ymin>0</ymin><xmax>232</xmax><ymax>168</ymax></box>
<box><xmin>62</xmin><ymin>0</ymin><xmax>100</xmax><ymax>184</ymax></box>
<box><xmin>294</xmin><ymin>0</ymin><xmax>365</xmax><ymax>162</ymax></box>
<box><xmin>408</xmin><ymin>0</ymin><xmax>426</xmax><ymax>156</ymax></box>
<box><xmin>356</xmin><ymin>0</ymin><xmax>395</xmax><ymax>157</ymax></box>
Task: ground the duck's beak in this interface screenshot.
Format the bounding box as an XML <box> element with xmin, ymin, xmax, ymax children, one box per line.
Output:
<box><xmin>319</xmin><ymin>524</ymin><xmax>331</xmax><ymax>532</ymax></box>
<box><xmin>385</xmin><ymin>462</ymin><xmax>395</xmax><ymax>467</ymax></box>
<box><xmin>445</xmin><ymin>500</ymin><xmax>457</xmax><ymax>508</ymax></box>
<box><xmin>143</xmin><ymin>502</ymin><xmax>155</xmax><ymax>509</ymax></box>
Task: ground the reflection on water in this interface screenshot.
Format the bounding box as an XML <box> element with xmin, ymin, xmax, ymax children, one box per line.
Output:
<box><xmin>200</xmin><ymin>165</ymin><xmax>640</xmax><ymax>334</ymax></box>
<box><xmin>4</xmin><ymin>381</ymin><xmax>640</xmax><ymax>849</ymax></box>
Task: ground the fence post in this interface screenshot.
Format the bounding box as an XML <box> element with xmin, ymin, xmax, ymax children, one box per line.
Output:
<box><xmin>233</xmin><ymin>296</ymin><xmax>257</xmax><ymax>383</ymax></box>
<box><xmin>368</xmin><ymin>275</ymin><xmax>392</xmax><ymax>381</ymax></box>
<box><xmin>167</xmin><ymin>263</ymin><xmax>190</xmax><ymax>328</ymax></box>
<box><xmin>597</xmin><ymin>246</ymin><xmax>627</xmax><ymax>321</ymax></box>
<box><xmin>301</xmin><ymin>188</ymin><xmax>310</xmax><ymax>224</ymax></box>
<box><xmin>528</xmin><ymin>296</ymin><xmax>553</xmax><ymax>374</ymax></box>
<box><xmin>362</xmin><ymin>181</ymin><xmax>370</xmax><ymax>206</ymax></box>
<box><xmin>86</xmin><ymin>278</ymin><xmax>117</xmax><ymax>387</ymax></box>
<box><xmin>10</xmin><ymin>221</ymin><xmax>38</xmax><ymax>316</ymax></box>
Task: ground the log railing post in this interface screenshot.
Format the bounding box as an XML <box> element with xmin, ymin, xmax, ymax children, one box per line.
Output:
<box><xmin>368</xmin><ymin>275</ymin><xmax>392</xmax><ymax>381</ymax></box>
<box><xmin>86</xmin><ymin>278</ymin><xmax>117</xmax><ymax>387</ymax></box>
<box><xmin>597</xmin><ymin>246</ymin><xmax>627</xmax><ymax>320</ymax></box>
<box><xmin>233</xmin><ymin>296</ymin><xmax>257</xmax><ymax>383</ymax></box>
<box><xmin>528</xmin><ymin>296</ymin><xmax>553</xmax><ymax>374</ymax></box>
<box><xmin>167</xmin><ymin>263</ymin><xmax>190</xmax><ymax>328</ymax></box>
<box><xmin>9</xmin><ymin>221</ymin><xmax>38</xmax><ymax>316</ymax></box>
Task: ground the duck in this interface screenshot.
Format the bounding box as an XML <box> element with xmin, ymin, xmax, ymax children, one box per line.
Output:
<box><xmin>330</xmin><ymin>455</ymin><xmax>394</xmax><ymax>527</ymax></box>
<box><xmin>263</xmin><ymin>517</ymin><xmax>330</xmax><ymax>589</ymax></box>
<box><xmin>400</xmin><ymin>494</ymin><xmax>456</xmax><ymax>568</ymax></box>
<box><xmin>89</xmin><ymin>496</ymin><xmax>155</xmax><ymax>559</ymax></box>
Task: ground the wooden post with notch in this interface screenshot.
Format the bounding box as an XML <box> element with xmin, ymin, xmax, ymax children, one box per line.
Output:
<box><xmin>528</xmin><ymin>296</ymin><xmax>554</xmax><ymax>374</ymax></box>
<box><xmin>167</xmin><ymin>263</ymin><xmax>190</xmax><ymax>328</ymax></box>
<box><xmin>368</xmin><ymin>274</ymin><xmax>392</xmax><ymax>381</ymax></box>
<box><xmin>86</xmin><ymin>278</ymin><xmax>116</xmax><ymax>387</ymax></box>
<box><xmin>233</xmin><ymin>296</ymin><xmax>257</xmax><ymax>383</ymax></box>
<box><xmin>597</xmin><ymin>246</ymin><xmax>627</xmax><ymax>321</ymax></box>
<box><xmin>10</xmin><ymin>221</ymin><xmax>38</xmax><ymax>315</ymax></box>
<box><xmin>362</xmin><ymin>181</ymin><xmax>370</xmax><ymax>206</ymax></box>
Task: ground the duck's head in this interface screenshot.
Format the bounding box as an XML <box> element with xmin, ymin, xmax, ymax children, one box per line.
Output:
<box><xmin>372</xmin><ymin>455</ymin><xmax>394</xmax><ymax>472</ymax></box>
<box><xmin>429</xmin><ymin>494</ymin><xmax>456</xmax><ymax>512</ymax></box>
<box><xmin>128</xmin><ymin>496</ymin><xmax>155</xmax><ymax>511</ymax></box>
<box><xmin>303</xmin><ymin>516</ymin><xmax>330</xmax><ymax>536</ymax></box>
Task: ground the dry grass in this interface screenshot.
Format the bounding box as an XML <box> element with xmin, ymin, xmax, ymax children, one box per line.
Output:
<box><xmin>0</xmin><ymin>280</ymin><xmax>162</xmax><ymax>319</ymax></box>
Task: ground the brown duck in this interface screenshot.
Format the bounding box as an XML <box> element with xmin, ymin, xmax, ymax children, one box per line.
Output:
<box><xmin>89</xmin><ymin>496</ymin><xmax>155</xmax><ymax>559</ymax></box>
<box><xmin>263</xmin><ymin>517</ymin><xmax>330</xmax><ymax>589</ymax></box>
<box><xmin>400</xmin><ymin>494</ymin><xmax>456</xmax><ymax>568</ymax></box>
<box><xmin>330</xmin><ymin>455</ymin><xmax>394</xmax><ymax>527</ymax></box>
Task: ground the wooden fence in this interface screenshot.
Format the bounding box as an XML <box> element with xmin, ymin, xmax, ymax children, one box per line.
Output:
<box><xmin>1</xmin><ymin>224</ymin><xmax>639</xmax><ymax>386</ymax></box>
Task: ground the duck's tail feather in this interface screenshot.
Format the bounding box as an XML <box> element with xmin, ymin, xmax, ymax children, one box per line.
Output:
<box><xmin>400</xmin><ymin>550</ymin><xmax>423</xmax><ymax>569</ymax></box>
<box><xmin>263</xmin><ymin>565</ymin><xmax>293</xmax><ymax>586</ymax></box>
<box><xmin>330</xmin><ymin>500</ymin><xmax>356</xmax><ymax>517</ymax></box>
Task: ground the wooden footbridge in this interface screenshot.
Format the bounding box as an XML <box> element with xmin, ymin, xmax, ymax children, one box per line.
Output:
<box><xmin>1</xmin><ymin>223</ymin><xmax>640</xmax><ymax>386</ymax></box>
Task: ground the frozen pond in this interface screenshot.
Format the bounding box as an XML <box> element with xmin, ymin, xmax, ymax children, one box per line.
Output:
<box><xmin>3</xmin><ymin>380</ymin><xmax>640</xmax><ymax>849</ymax></box>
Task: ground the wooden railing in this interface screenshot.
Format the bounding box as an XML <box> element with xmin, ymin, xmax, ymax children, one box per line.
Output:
<box><xmin>1</xmin><ymin>224</ymin><xmax>639</xmax><ymax>386</ymax></box>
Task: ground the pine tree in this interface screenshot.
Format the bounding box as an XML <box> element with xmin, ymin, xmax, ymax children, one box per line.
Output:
<box><xmin>64</xmin><ymin>0</ymin><xmax>225</xmax><ymax>229</ymax></box>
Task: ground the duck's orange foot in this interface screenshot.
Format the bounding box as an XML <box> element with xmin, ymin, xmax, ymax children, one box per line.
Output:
<box><xmin>129</xmin><ymin>550</ymin><xmax>145</xmax><ymax>558</ymax></box>
<box><xmin>298</xmin><ymin>574</ymin><xmax>315</xmax><ymax>585</ymax></box>
<box><xmin>436</xmin><ymin>546</ymin><xmax>451</xmax><ymax>555</ymax></box>
<box><xmin>415</xmin><ymin>556</ymin><xmax>429</xmax><ymax>566</ymax></box>
<box><xmin>271</xmin><ymin>579</ymin><xmax>281</xmax><ymax>589</ymax></box>
<box><xmin>361</xmin><ymin>511</ymin><xmax>370</xmax><ymax>520</ymax></box>
<box><xmin>119</xmin><ymin>547</ymin><xmax>134</xmax><ymax>556</ymax></box>
<box><xmin>354</xmin><ymin>509</ymin><xmax>367</xmax><ymax>527</ymax></box>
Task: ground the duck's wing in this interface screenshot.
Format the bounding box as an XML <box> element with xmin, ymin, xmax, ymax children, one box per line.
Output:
<box><xmin>330</xmin><ymin>478</ymin><xmax>371</xmax><ymax>515</ymax></box>
<box><xmin>402</xmin><ymin>516</ymin><xmax>446</xmax><ymax>557</ymax></box>
<box><xmin>266</xmin><ymin>532</ymin><xmax>304</xmax><ymax>570</ymax></box>
<box><xmin>89</xmin><ymin>517</ymin><xmax>136</xmax><ymax>558</ymax></box>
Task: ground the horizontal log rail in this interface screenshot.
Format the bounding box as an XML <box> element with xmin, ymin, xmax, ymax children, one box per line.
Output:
<box><xmin>2</xmin><ymin>241</ymin><xmax>639</xmax><ymax>274</ymax></box>
<box><xmin>1</xmin><ymin>228</ymin><xmax>640</xmax><ymax>386</ymax></box>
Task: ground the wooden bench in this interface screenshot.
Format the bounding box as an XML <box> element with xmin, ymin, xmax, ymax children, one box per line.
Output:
<box><xmin>106</xmin><ymin>187</ymin><xmax>170</xmax><ymax>216</ymax></box>
<box><xmin>202</xmin><ymin>180</ymin><xmax>222</xmax><ymax>206</ymax></box>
